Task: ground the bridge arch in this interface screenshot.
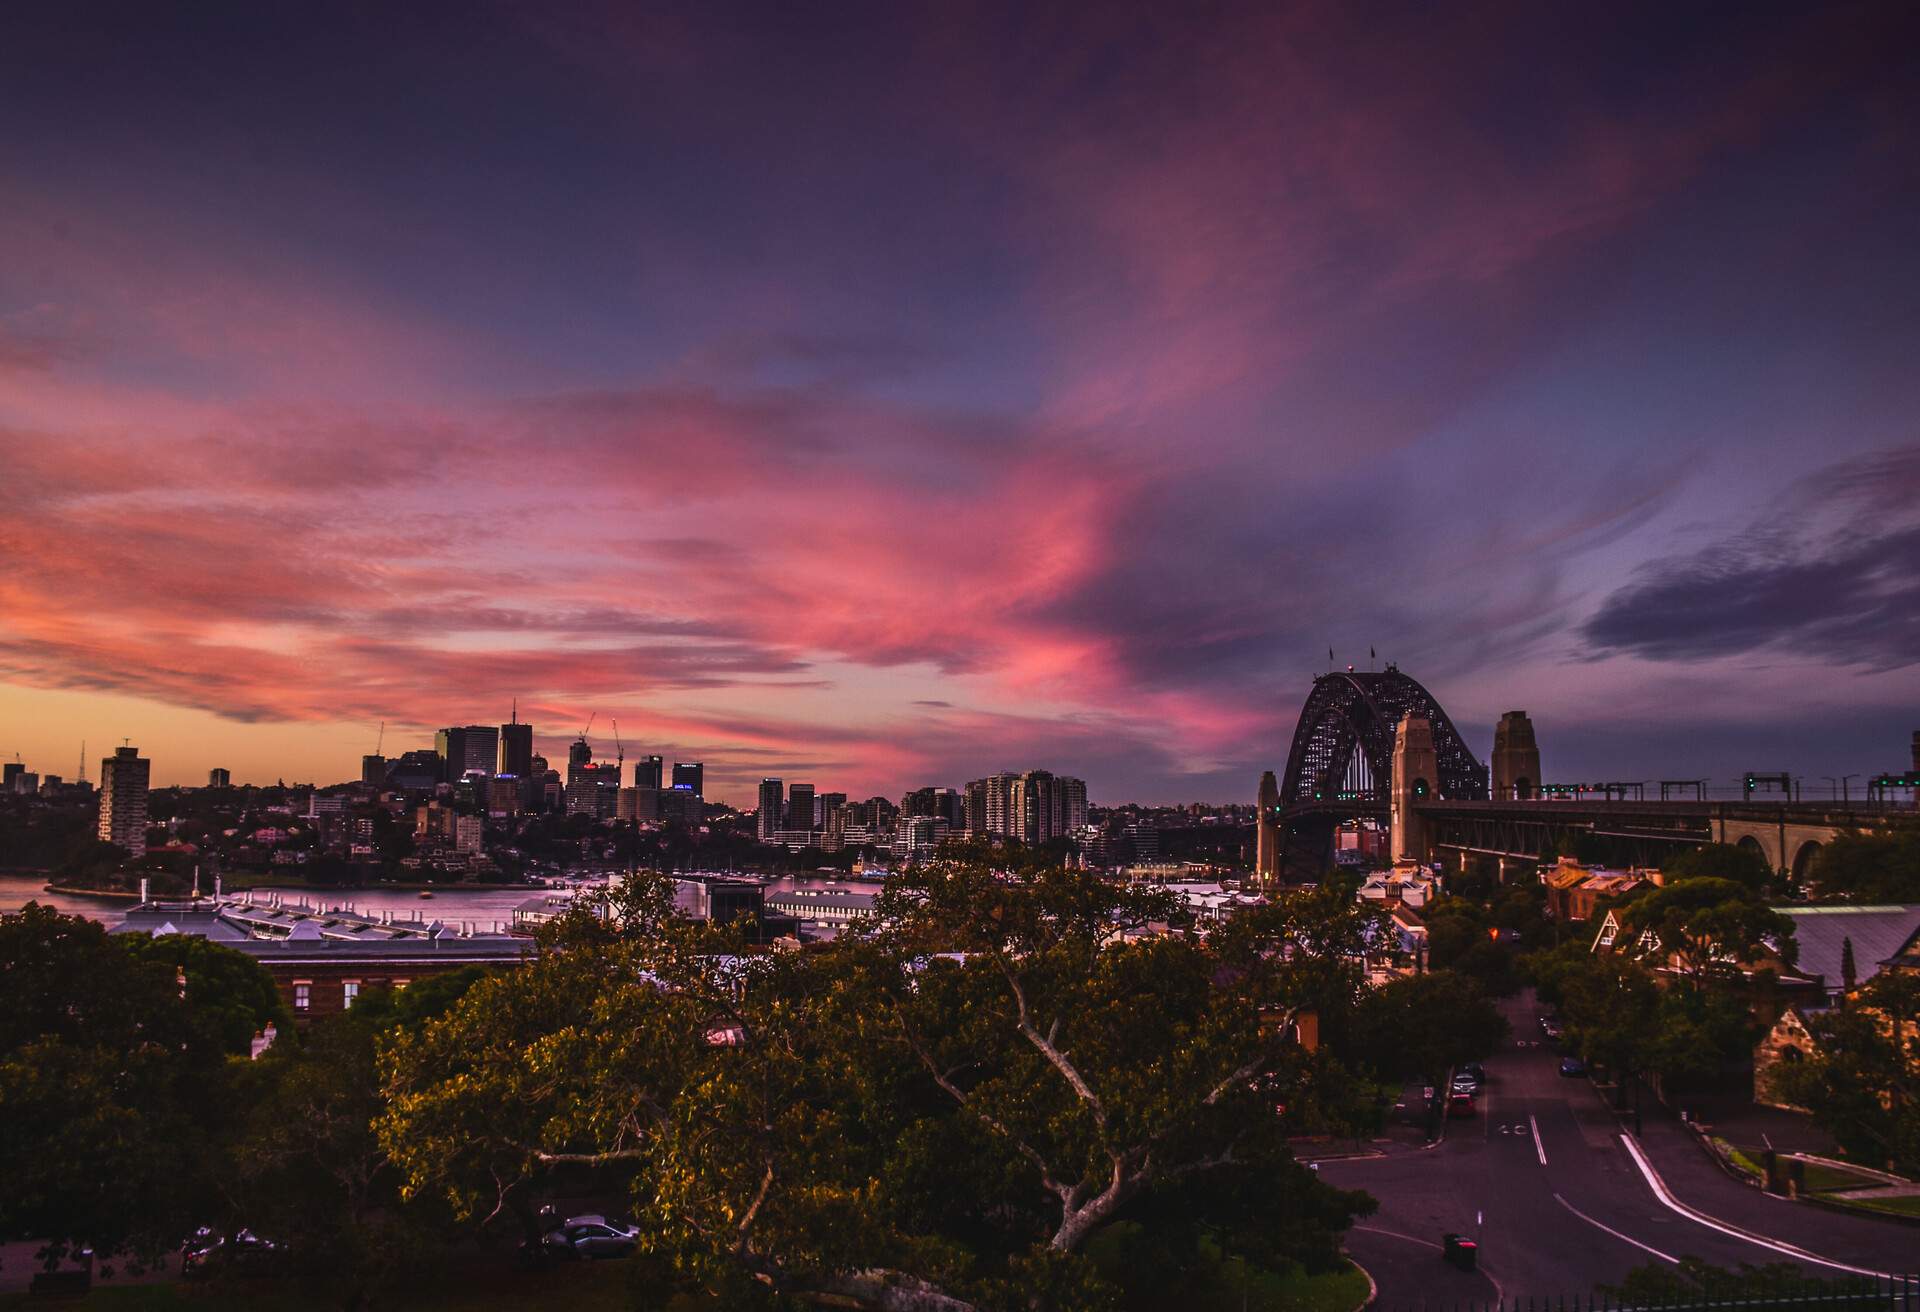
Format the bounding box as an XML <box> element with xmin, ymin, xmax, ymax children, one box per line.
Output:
<box><xmin>1278</xmin><ymin>666</ymin><xmax>1488</xmax><ymax>807</ymax></box>
<box><xmin>1791</xmin><ymin>839</ymin><xmax>1823</xmax><ymax>884</ymax></box>
<box><xmin>1736</xmin><ymin>834</ymin><xmax>1769</xmax><ymax>867</ymax></box>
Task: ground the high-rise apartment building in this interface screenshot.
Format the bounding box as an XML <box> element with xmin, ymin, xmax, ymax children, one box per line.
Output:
<box><xmin>634</xmin><ymin>755</ymin><xmax>664</xmax><ymax>790</ymax></box>
<box><xmin>2</xmin><ymin>762</ymin><xmax>23</xmax><ymax>792</ymax></box>
<box><xmin>786</xmin><ymin>783</ymin><xmax>816</xmax><ymax>832</ymax></box>
<box><xmin>672</xmin><ymin>761</ymin><xmax>704</xmax><ymax>798</ymax></box>
<box><xmin>1058</xmin><ymin>776</ymin><xmax>1088</xmax><ymax>833</ymax></box>
<box><xmin>963</xmin><ymin>770</ymin><xmax>1086</xmax><ymax>843</ymax></box>
<box><xmin>758</xmin><ymin>779</ymin><xmax>785</xmax><ymax>842</ymax></box>
<box><xmin>982</xmin><ymin>772</ymin><xmax>1019</xmax><ymax>837</ymax></box>
<box><xmin>208</xmin><ymin>767</ymin><xmax>231</xmax><ymax>788</ymax></box>
<box><xmin>361</xmin><ymin>754</ymin><xmax>388</xmax><ymax>787</ymax></box>
<box><xmin>98</xmin><ymin>745</ymin><xmax>151</xmax><ymax>857</ymax></box>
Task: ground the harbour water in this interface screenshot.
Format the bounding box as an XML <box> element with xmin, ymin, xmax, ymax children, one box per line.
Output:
<box><xmin>0</xmin><ymin>872</ymin><xmax>885</xmax><ymax>928</ymax></box>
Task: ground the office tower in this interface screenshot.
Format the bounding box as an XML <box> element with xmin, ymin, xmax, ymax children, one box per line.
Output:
<box><xmin>635</xmin><ymin>755</ymin><xmax>664</xmax><ymax>790</ymax></box>
<box><xmin>758</xmin><ymin>779</ymin><xmax>784</xmax><ymax>841</ymax></box>
<box><xmin>436</xmin><ymin>726</ymin><xmax>498</xmax><ymax>782</ymax></box>
<box><xmin>388</xmin><ymin>749</ymin><xmax>445</xmax><ymax>791</ymax></box>
<box><xmin>485</xmin><ymin>776</ymin><xmax>522</xmax><ymax>815</ymax></box>
<box><xmin>817</xmin><ymin>791</ymin><xmax>846</xmax><ymax>824</ymax></box>
<box><xmin>672</xmin><ymin>761</ymin><xmax>704</xmax><ymax>798</ymax></box>
<box><xmin>98</xmin><ymin>744</ymin><xmax>151</xmax><ymax>857</ymax></box>
<box><xmin>460</xmin><ymin>725</ymin><xmax>498</xmax><ymax>779</ymax></box>
<box><xmin>787</xmin><ymin>783</ymin><xmax>815</xmax><ymax>833</ymax></box>
<box><xmin>619</xmin><ymin>786</ymin><xmax>661</xmax><ymax>823</ymax></box>
<box><xmin>565</xmin><ymin>764</ymin><xmax>621</xmax><ymax>819</ymax></box>
<box><xmin>208</xmin><ymin>767</ymin><xmax>231</xmax><ymax>788</ymax></box>
<box><xmin>2</xmin><ymin>761</ymin><xmax>22</xmax><ymax>791</ymax></box>
<box><xmin>499</xmin><ymin>718</ymin><xmax>534</xmax><ymax>780</ymax></box>
<box><xmin>657</xmin><ymin>785</ymin><xmax>703</xmax><ymax>825</ymax></box>
<box><xmin>361</xmin><ymin>754</ymin><xmax>388</xmax><ymax>787</ymax></box>
<box><xmin>567</xmin><ymin>737</ymin><xmax>593</xmax><ymax>787</ymax></box>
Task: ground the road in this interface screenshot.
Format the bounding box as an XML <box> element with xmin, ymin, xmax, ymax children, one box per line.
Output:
<box><xmin>1312</xmin><ymin>991</ymin><xmax>1918</xmax><ymax>1307</ymax></box>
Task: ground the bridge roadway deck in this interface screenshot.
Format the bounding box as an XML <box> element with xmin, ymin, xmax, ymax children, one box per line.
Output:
<box><xmin>1308</xmin><ymin>991</ymin><xmax>1917</xmax><ymax>1305</ymax></box>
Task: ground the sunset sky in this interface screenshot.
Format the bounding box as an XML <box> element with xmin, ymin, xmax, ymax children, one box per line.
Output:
<box><xmin>3</xmin><ymin>1</ymin><xmax>1918</xmax><ymax>804</ymax></box>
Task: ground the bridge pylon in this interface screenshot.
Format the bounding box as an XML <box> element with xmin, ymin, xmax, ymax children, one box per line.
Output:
<box><xmin>1391</xmin><ymin>713</ymin><xmax>1438</xmax><ymax>863</ymax></box>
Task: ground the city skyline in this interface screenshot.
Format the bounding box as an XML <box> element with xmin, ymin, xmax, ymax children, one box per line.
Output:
<box><xmin>4</xmin><ymin>2</ymin><xmax>1920</xmax><ymax>804</ymax></box>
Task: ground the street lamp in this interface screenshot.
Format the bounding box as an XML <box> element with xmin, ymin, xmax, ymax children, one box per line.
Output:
<box><xmin>1841</xmin><ymin>774</ymin><xmax>1858</xmax><ymax>805</ymax></box>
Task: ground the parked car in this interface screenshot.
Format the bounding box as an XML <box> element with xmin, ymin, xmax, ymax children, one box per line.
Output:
<box><xmin>1451</xmin><ymin>1071</ymin><xmax>1482</xmax><ymax>1095</ymax></box>
<box><xmin>1447</xmin><ymin>1089</ymin><xmax>1477</xmax><ymax>1118</ymax></box>
<box><xmin>537</xmin><ymin>1216</ymin><xmax>640</xmax><ymax>1261</ymax></box>
<box><xmin>180</xmin><ymin>1229</ymin><xmax>286</xmax><ymax>1278</ymax></box>
<box><xmin>1460</xmin><ymin>1062</ymin><xmax>1487</xmax><ymax>1086</ymax></box>
<box><xmin>1558</xmin><ymin>1056</ymin><xmax>1587</xmax><ymax>1078</ymax></box>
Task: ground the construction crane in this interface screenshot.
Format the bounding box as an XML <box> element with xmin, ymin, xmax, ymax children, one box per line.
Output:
<box><xmin>611</xmin><ymin>719</ymin><xmax>624</xmax><ymax>771</ymax></box>
<box><xmin>374</xmin><ymin>721</ymin><xmax>385</xmax><ymax>756</ymax></box>
<box><xmin>580</xmin><ymin>711</ymin><xmax>596</xmax><ymax>741</ymax></box>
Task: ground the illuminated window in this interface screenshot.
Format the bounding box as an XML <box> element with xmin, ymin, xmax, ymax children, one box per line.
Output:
<box><xmin>393</xmin><ymin>979</ymin><xmax>410</xmax><ymax>990</ymax></box>
<box><xmin>293</xmin><ymin>981</ymin><xmax>311</xmax><ymax>1011</ymax></box>
<box><xmin>343</xmin><ymin>980</ymin><xmax>361</xmax><ymax>1009</ymax></box>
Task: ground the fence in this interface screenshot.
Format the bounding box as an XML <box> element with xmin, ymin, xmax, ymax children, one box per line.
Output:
<box><xmin>1390</xmin><ymin>1275</ymin><xmax>1920</xmax><ymax>1312</ymax></box>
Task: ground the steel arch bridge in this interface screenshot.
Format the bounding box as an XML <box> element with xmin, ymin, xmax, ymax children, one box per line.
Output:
<box><xmin>1279</xmin><ymin>666</ymin><xmax>1489</xmax><ymax>811</ymax></box>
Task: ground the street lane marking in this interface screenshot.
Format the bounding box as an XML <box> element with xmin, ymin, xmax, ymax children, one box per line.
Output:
<box><xmin>1553</xmin><ymin>1193</ymin><xmax>1677</xmax><ymax>1264</ymax></box>
<box><xmin>1617</xmin><ymin>1134</ymin><xmax>1890</xmax><ymax>1279</ymax></box>
<box><xmin>1529</xmin><ymin>1114</ymin><xmax>1547</xmax><ymax>1166</ymax></box>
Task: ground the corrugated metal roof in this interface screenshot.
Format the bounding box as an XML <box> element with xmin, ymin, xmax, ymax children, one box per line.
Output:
<box><xmin>1777</xmin><ymin>904</ymin><xmax>1920</xmax><ymax>993</ymax></box>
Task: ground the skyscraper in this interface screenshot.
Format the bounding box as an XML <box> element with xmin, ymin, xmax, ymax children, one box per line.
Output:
<box><xmin>758</xmin><ymin>778</ymin><xmax>784</xmax><ymax>842</ymax></box>
<box><xmin>437</xmin><ymin>726</ymin><xmax>500</xmax><ymax>783</ymax></box>
<box><xmin>98</xmin><ymin>744</ymin><xmax>151</xmax><ymax>857</ymax></box>
<box><xmin>786</xmin><ymin>783</ymin><xmax>816</xmax><ymax>833</ymax></box>
<box><xmin>208</xmin><ymin>767</ymin><xmax>231</xmax><ymax>788</ymax></box>
<box><xmin>499</xmin><ymin>717</ymin><xmax>534</xmax><ymax>780</ymax></box>
<box><xmin>567</xmin><ymin>737</ymin><xmax>593</xmax><ymax>787</ymax></box>
<box><xmin>634</xmin><ymin>755</ymin><xmax>664</xmax><ymax>789</ymax></box>
<box><xmin>672</xmin><ymin>761</ymin><xmax>704</xmax><ymax>798</ymax></box>
<box><xmin>361</xmin><ymin>754</ymin><xmax>388</xmax><ymax>787</ymax></box>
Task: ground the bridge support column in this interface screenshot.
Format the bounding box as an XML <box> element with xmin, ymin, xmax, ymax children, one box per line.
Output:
<box><xmin>1254</xmin><ymin>771</ymin><xmax>1281</xmax><ymax>889</ymax></box>
<box><xmin>1391</xmin><ymin>714</ymin><xmax>1438</xmax><ymax>865</ymax></box>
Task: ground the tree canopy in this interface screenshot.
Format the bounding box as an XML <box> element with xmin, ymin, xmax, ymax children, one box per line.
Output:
<box><xmin>377</xmin><ymin>864</ymin><xmax>1383</xmax><ymax>1310</ymax></box>
<box><xmin>1806</xmin><ymin>830</ymin><xmax>1920</xmax><ymax>903</ymax></box>
<box><xmin>1773</xmin><ymin>972</ymin><xmax>1920</xmax><ymax>1175</ymax></box>
<box><xmin>0</xmin><ymin>905</ymin><xmax>284</xmax><ymax>1264</ymax></box>
<box><xmin>1617</xmin><ymin>877</ymin><xmax>1795</xmax><ymax>987</ymax></box>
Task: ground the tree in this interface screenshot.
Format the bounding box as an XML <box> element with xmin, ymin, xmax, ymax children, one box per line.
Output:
<box><xmin>1529</xmin><ymin>942</ymin><xmax>1661</xmax><ymax>1076</ymax></box>
<box><xmin>1351</xmin><ymin>970</ymin><xmax>1508</xmax><ymax>1087</ymax></box>
<box><xmin>0</xmin><ymin>906</ymin><xmax>280</xmax><ymax>1266</ymax></box>
<box><xmin>1661</xmin><ymin>843</ymin><xmax>1775</xmax><ymax>894</ymax></box>
<box><xmin>1773</xmin><ymin>972</ymin><xmax>1920</xmax><ymax>1175</ymax></box>
<box><xmin>121</xmin><ymin>931</ymin><xmax>290</xmax><ymax>1055</ymax></box>
<box><xmin>1618</xmin><ymin>878</ymin><xmax>1795</xmax><ymax>989</ymax></box>
<box><xmin>378</xmin><ymin>864</ymin><xmax>1382</xmax><ymax>1310</ymax></box>
<box><xmin>1807</xmin><ymin>830</ymin><xmax>1920</xmax><ymax>903</ymax></box>
<box><xmin>227</xmin><ymin>976</ymin><xmax>483</xmax><ymax>1311</ymax></box>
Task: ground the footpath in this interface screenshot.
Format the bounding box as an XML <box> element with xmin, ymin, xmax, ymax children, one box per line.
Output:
<box><xmin>1595</xmin><ymin>1082</ymin><xmax>1919</xmax><ymax>1275</ymax></box>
